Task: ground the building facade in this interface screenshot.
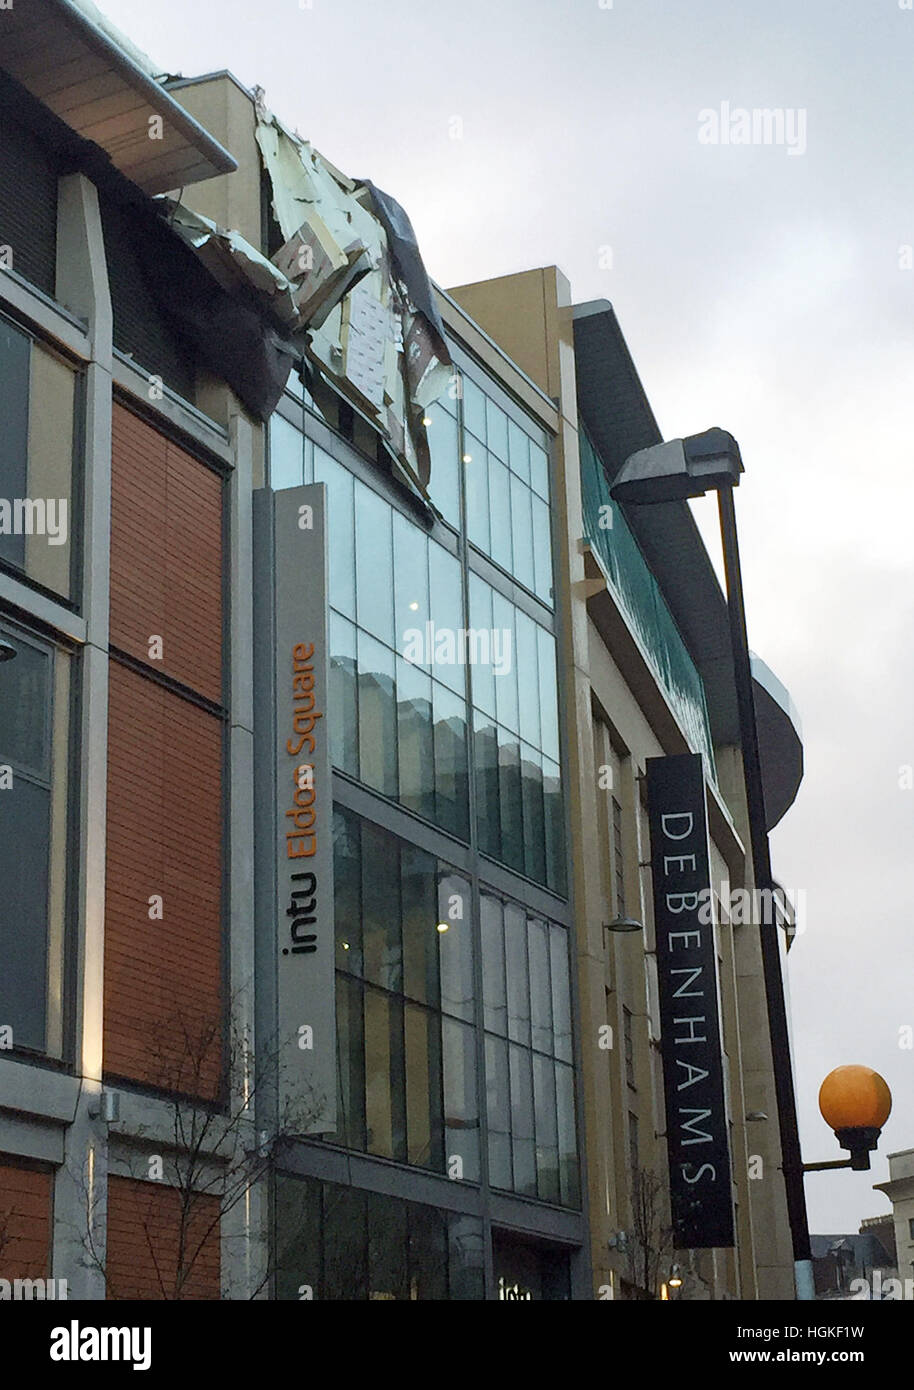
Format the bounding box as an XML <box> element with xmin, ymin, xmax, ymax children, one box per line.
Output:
<box><xmin>0</xmin><ymin>0</ymin><xmax>804</xmax><ymax>1300</ymax></box>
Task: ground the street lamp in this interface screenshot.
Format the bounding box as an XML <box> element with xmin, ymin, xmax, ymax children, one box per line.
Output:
<box><xmin>806</xmin><ymin>1065</ymin><xmax>893</xmax><ymax>1173</ymax></box>
<box><xmin>611</xmin><ymin>427</ymin><xmax>813</xmax><ymax>1298</ymax></box>
<box><xmin>0</xmin><ymin>638</ymin><xmax>17</xmax><ymax>662</ymax></box>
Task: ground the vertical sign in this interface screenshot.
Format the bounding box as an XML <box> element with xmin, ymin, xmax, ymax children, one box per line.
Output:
<box><xmin>646</xmin><ymin>752</ymin><xmax>734</xmax><ymax>1248</ymax></box>
<box><xmin>259</xmin><ymin>483</ymin><xmax>335</xmax><ymax>1135</ymax></box>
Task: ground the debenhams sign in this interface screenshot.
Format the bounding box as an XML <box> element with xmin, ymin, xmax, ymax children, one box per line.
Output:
<box><xmin>646</xmin><ymin>752</ymin><xmax>734</xmax><ymax>1249</ymax></box>
<box><xmin>254</xmin><ymin>483</ymin><xmax>335</xmax><ymax>1136</ymax></box>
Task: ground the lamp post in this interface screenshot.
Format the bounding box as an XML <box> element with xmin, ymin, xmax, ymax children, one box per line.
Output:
<box><xmin>611</xmin><ymin>428</ymin><xmax>814</xmax><ymax>1298</ymax></box>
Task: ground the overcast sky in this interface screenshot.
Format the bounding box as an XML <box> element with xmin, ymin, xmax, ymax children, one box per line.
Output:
<box><xmin>98</xmin><ymin>0</ymin><xmax>914</xmax><ymax>1234</ymax></box>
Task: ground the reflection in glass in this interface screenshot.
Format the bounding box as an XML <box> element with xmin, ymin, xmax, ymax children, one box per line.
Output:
<box><xmin>361</xmin><ymin>821</ymin><xmax>402</xmax><ymax>991</ymax></box>
<box><xmin>396</xmin><ymin>657</ymin><xmax>434</xmax><ymax>821</ymax></box>
<box><xmin>509</xmin><ymin>1044</ymin><xmax>536</xmax><ymax>1197</ymax></box>
<box><xmin>357</xmin><ymin>631</ymin><xmax>398</xmax><ymax>799</ymax></box>
<box><xmin>504</xmin><ymin>904</ymin><xmax>530</xmax><ymax>1047</ymax></box>
<box><xmin>486</xmin><ymin>1033</ymin><xmax>512</xmax><ymax>1191</ymax></box>
<box><xmin>432</xmin><ymin>683</ymin><xmax>469</xmax><ymax>839</ymax></box>
<box><xmin>442</xmin><ymin>1016</ymin><xmax>480</xmax><ymax>1182</ymax></box>
<box><xmin>355</xmin><ymin>480</ymin><xmax>394</xmax><ymax>645</ymax></box>
<box><xmin>438</xmin><ymin>871</ymin><xmax>473</xmax><ymax>1023</ymax></box>
<box><xmin>329</xmin><ymin>611</ymin><xmax>358</xmax><ymax>778</ymax></box>
<box><xmin>480</xmin><ymin>894</ymin><xmax>506</xmax><ymax>1035</ymax></box>
<box><xmin>533</xmin><ymin>1052</ymin><xmax>560</xmax><ymax>1203</ymax></box>
<box><xmin>315</xmin><ymin>447</ymin><xmax>356</xmax><ymax>619</ymax></box>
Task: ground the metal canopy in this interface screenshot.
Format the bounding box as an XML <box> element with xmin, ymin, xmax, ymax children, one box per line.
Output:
<box><xmin>1</xmin><ymin>0</ymin><xmax>237</xmax><ymax>193</ymax></box>
<box><xmin>572</xmin><ymin>298</ymin><xmax>803</xmax><ymax>830</ymax></box>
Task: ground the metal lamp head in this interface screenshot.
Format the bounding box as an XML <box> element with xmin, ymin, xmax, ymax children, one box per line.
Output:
<box><xmin>610</xmin><ymin>428</ymin><xmax>744</xmax><ymax>506</ymax></box>
<box><xmin>603</xmin><ymin>915</ymin><xmax>643</xmax><ymax>934</ymax></box>
<box><xmin>0</xmin><ymin>639</ymin><xmax>17</xmax><ymax>663</ymax></box>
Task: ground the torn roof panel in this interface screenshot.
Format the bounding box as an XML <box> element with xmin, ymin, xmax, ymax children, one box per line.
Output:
<box><xmin>1</xmin><ymin>0</ymin><xmax>237</xmax><ymax>193</ymax></box>
<box><xmin>253</xmin><ymin>98</ymin><xmax>452</xmax><ymax>498</ymax></box>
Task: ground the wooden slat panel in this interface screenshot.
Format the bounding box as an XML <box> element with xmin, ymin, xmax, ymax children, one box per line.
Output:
<box><xmin>106</xmin><ymin>1176</ymin><xmax>220</xmax><ymax>1301</ymax></box>
<box><xmin>110</xmin><ymin>405</ymin><xmax>223</xmax><ymax>705</ymax></box>
<box><xmin>0</xmin><ymin>1163</ymin><xmax>52</xmax><ymax>1280</ymax></box>
<box><xmin>103</xmin><ymin>662</ymin><xmax>223</xmax><ymax>1099</ymax></box>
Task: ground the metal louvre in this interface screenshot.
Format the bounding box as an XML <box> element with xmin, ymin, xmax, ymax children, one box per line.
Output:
<box><xmin>0</xmin><ymin>106</ymin><xmax>59</xmax><ymax>295</ymax></box>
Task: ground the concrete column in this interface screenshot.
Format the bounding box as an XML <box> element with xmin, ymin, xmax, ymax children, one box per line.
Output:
<box><xmin>51</xmin><ymin>173</ymin><xmax>113</xmax><ymax>1297</ymax></box>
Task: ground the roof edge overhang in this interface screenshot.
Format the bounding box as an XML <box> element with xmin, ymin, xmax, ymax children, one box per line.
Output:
<box><xmin>572</xmin><ymin>298</ymin><xmax>804</xmax><ymax>830</ymax></box>
<box><xmin>2</xmin><ymin>0</ymin><xmax>237</xmax><ymax>193</ymax></box>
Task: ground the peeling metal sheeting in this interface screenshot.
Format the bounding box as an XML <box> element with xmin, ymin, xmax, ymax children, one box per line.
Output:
<box><xmin>157</xmin><ymin>199</ymin><xmax>303</xmax><ymax>329</ymax></box>
<box><xmin>254</xmin><ymin>104</ymin><xmax>452</xmax><ymax>494</ymax></box>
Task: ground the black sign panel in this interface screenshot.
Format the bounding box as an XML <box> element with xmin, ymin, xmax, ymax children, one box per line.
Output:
<box><xmin>646</xmin><ymin>753</ymin><xmax>735</xmax><ymax>1249</ymax></box>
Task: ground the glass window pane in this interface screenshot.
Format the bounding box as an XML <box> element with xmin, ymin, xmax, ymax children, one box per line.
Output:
<box><xmin>532</xmin><ymin>494</ymin><xmax>553</xmax><ymax>606</ymax></box>
<box><xmin>367</xmin><ymin>1191</ymin><xmax>409</xmax><ymax>1300</ymax></box>
<box><xmin>504</xmin><ymin>904</ymin><xmax>530</xmax><ymax>1047</ymax></box>
<box><xmin>528</xmin><ymin>916</ymin><xmax>553</xmax><ymax>1055</ymax></box>
<box><xmin>556</xmin><ymin>1061</ymin><xmax>580</xmax><ymax>1208</ymax></box>
<box><xmin>486</xmin><ymin>397</ymin><xmax>508</xmax><ymax>461</ymax></box>
<box><xmin>334</xmin><ymin>974</ymin><xmax>365</xmax><ymax>1150</ymax></box>
<box><xmin>361</xmin><ymin>821</ymin><xmax>401</xmax><ymax>991</ymax></box>
<box><xmin>543</xmin><ymin>758</ymin><xmax>567</xmax><ymax>898</ymax></box>
<box><xmin>442</xmin><ymin>1016</ymin><xmax>480</xmax><ymax>1182</ymax></box>
<box><xmin>405</xmin><ymin>1003</ymin><xmax>443</xmax><ymax>1171</ymax></box>
<box><xmin>498</xmin><ymin>727</ymin><xmax>524</xmax><ymax>875</ymax></box>
<box><xmin>357</xmin><ymin>630</ymin><xmax>398</xmax><ymax>799</ymax></box>
<box><xmin>473</xmin><ymin>710</ymin><xmax>500</xmax><ymax>861</ymax></box>
<box><xmin>323</xmin><ymin>1184</ymin><xmax>368</xmax><ymax>1300</ymax></box>
<box><xmin>550</xmin><ymin>925</ymin><xmax>573</xmax><ymax>1063</ymax></box>
<box><xmin>364</xmin><ymin>986</ymin><xmax>405</xmax><ymax>1160</ymax></box>
<box><xmin>509</xmin><ymin>1044</ymin><xmax>536</xmax><ymax>1197</ymax></box>
<box><xmin>488</xmin><ymin>457</ymin><xmax>512</xmax><ymax>574</ymax></box>
<box><xmin>533</xmin><ymin>1052</ymin><xmax>560</xmax><ymax>1203</ymax></box>
<box><xmin>481</xmin><ymin>893</ymin><xmax>506</xmax><ymax>1035</ymax></box>
<box><xmin>425</xmin><ymin>403</ymin><xmax>460</xmax><ymax>529</ymax></box>
<box><xmin>515</xmin><ymin>611</ymin><xmax>540</xmax><ymax>749</ymax></box>
<box><xmin>0</xmin><ymin>777</ymin><xmax>49</xmax><ymax>1051</ymax></box>
<box><xmin>401</xmin><ymin>843</ymin><xmax>438</xmax><ymax>1006</ymax></box>
<box><xmin>462</xmin><ymin>376</ymin><xmax>486</xmax><ymax>441</ymax></box>
<box><xmin>536</xmin><ymin>626</ymin><xmax>559</xmax><ymax>762</ymax></box>
<box><xmin>393</xmin><ymin>512</ymin><xmax>429</xmax><ymax>665</ymax></box>
<box><xmin>485</xmin><ymin>1033</ymin><xmax>512</xmax><ymax>1191</ymax></box>
<box><xmin>492</xmin><ymin>594</ymin><xmax>518</xmax><ymax>734</ymax></box>
<box><xmin>464</xmin><ymin>439</ymin><xmax>489</xmax><ymax>554</ymax></box>
<box><xmin>270</xmin><ymin>414</ymin><xmax>303</xmax><ymax>490</ymax></box>
<box><xmin>438</xmin><ymin>870</ymin><xmax>473</xmax><ymax>1022</ymax></box>
<box><xmin>447</xmin><ymin>1213</ymin><xmax>485</xmax><ymax>1300</ymax></box>
<box><xmin>510</xmin><ymin>476</ymin><xmax>535</xmax><ymax>593</ymax></box>
<box><xmin>329</xmin><ymin>611</ymin><xmax>358</xmax><ymax>778</ymax></box>
<box><xmin>0</xmin><ymin>635</ymin><xmax>49</xmax><ymax>777</ymax></box>
<box><xmin>468</xmin><ymin>575</ymin><xmax>495</xmax><ymax>717</ymax></box>
<box><xmin>407</xmin><ymin>1202</ymin><xmax>449</xmax><ymax>1299</ymax></box>
<box><xmin>529</xmin><ymin>441</ymin><xmax>550</xmax><ymax>500</ymax></box>
<box><xmin>274</xmin><ymin>1175</ymin><xmax>321</xmax><ymax>1300</ymax></box>
<box><xmin>520</xmin><ymin>744</ymin><xmax>546</xmax><ymax>885</ymax></box>
<box><xmin>333</xmin><ymin>806</ymin><xmax>362</xmax><ymax>975</ymax></box>
<box><xmin>432</xmin><ymin>682</ymin><xmax>469</xmax><ymax>840</ymax></box>
<box><xmin>396</xmin><ymin>657</ymin><xmax>434</xmax><ymax>821</ymax></box>
<box><xmin>355</xmin><ymin>480</ymin><xmax>394</xmax><ymax>645</ymax></box>
<box><xmin>429</xmin><ymin>542</ymin><xmax>464</xmax><ymax>695</ymax></box>
<box><xmin>26</xmin><ymin>346</ymin><xmax>74</xmax><ymax>599</ymax></box>
<box><xmin>314</xmin><ymin>446</ymin><xmax>355</xmax><ymax>620</ymax></box>
<box><xmin>508</xmin><ymin>419</ymin><xmax>530</xmax><ymax>483</ymax></box>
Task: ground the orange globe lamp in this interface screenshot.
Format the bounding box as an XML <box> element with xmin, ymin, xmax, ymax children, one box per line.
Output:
<box><xmin>818</xmin><ymin>1066</ymin><xmax>892</xmax><ymax>1170</ymax></box>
